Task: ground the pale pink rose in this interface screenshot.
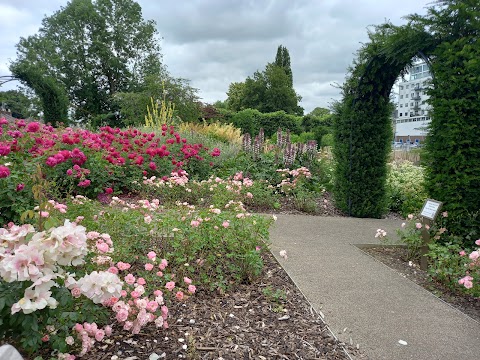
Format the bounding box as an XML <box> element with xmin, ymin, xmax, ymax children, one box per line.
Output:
<box><xmin>145</xmin><ymin>263</ymin><xmax>154</xmax><ymax>271</ymax></box>
<box><xmin>161</xmin><ymin>305</ymin><xmax>168</xmax><ymax>318</ymax></box>
<box><xmin>41</xmin><ymin>335</ymin><xmax>49</xmax><ymax>342</ymax></box>
<box><xmin>40</xmin><ymin>211</ymin><xmax>50</xmax><ymax>218</ymax></box>
<box><xmin>415</xmin><ymin>223</ymin><xmax>422</xmax><ymax>229</ymax></box>
<box><xmin>163</xmin><ymin>320</ymin><xmax>169</xmax><ymax>329</ymax></box>
<box><xmin>459</xmin><ymin>250</ymin><xmax>466</xmax><ymax>256</ymax></box>
<box><xmin>155</xmin><ymin>316</ymin><xmax>164</xmax><ymax>328</ymax></box>
<box><xmin>256</xmin><ymin>246</ymin><xmax>261</xmax><ymax>251</ymax></box>
<box><xmin>159</xmin><ymin>259</ymin><xmax>168</xmax><ymax>270</ymax></box>
<box><xmin>279</xmin><ymin>250</ymin><xmax>288</xmax><ymax>260</ymax></box>
<box><xmin>222</xmin><ymin>221</ymin><xmax>229</xmax><ymax>228</ymax></box>
<box><xmin>121</xmin><ymin>290</ymin><xmax>127</xmax><ymax>297</ymax></box>
<box><xmin>104</xmin><ymin>325</ymin><xmax>112</xmax><ymax>336</ymax></box>
<box><xmin>475</xmin><ymin>239</ymin><xmax>480</xmax><ymax>246</ymax></box>
<box><xmin>246</xmin><ymin>192</ymin><xmax>253</xmax><ymax>199</ymax></box>
<box><xmin>74</xmin><ymin>323</ymin><xmax>83</xmax><ymax>332</ymax></box>
<box><xmin>124</xmin><ymin>274</ymin><xmax>136</xmax><ymax>285</ymax></box>
<box><xmin>165</xmin><ymin>281</ymin><xmax>175</xmax><ymax>291</ymax></box>
<box><xmin>407</xmin><ymin>214</ymin><xmax>414</xmax><ymax>219</ymax></box>
<box><xmin>459</xmin><ymin>275</ymin><xmax>474</xmax><ymax>289</ymax></box>
<box><xmin>130</xmin><ymin>291</ymin><xmax>140</xmax><ymax>299</ymax></box>
<box><xmin>96</xmin><ymin>242</ymin><xmax>109</xmax><ymax>253</ymax></box>
<box><xmin>442</xmin><ymin>211</ymin><xmax>448</xmax><ymax>218</ymax></box>
<box><xmin>190</xmin><ymin>220</ymin><xmax>200</xmax><ymax>227</ymax></box>
<box><xmin>108</xmin><ymin>266</ymin><xmax>119</xmax><ymax>274</ymax></box>
<box><xmin>123</xmin><ymin>321</ymin><xmax>133</xmax><ymax>331</ymax></box>
<box><xmin>65</xmin><ymin>336</ymin><xmax>75</xmax><ymax>345</ymax></box>
<box><xmin>154</xmin><ymin>290</ymin><xmax>163</xmax><ymax>297</ymax></box>
<box><xmin>95</xmin><ymin>329</ymin><xmax>105</xmax><ymax>341</ymax></box>
<box><xmin>214</xmin><ymin>226</ymin><xmax>219</xmax><ymax>230</ymax></box>
<box><xmin>146</xmin><ymin>300</ymin><xmax>158</xmax><ymax>312</ymax></box>
<box><xmin>184</xmin><ymin>277</ymin><xmax>192</xmax><ymax>284</ymax></box>
<box><xmin>144</xmin><ymin>215</ymin><xmax>152</xmax><ymax>224</ymax></box>
<box><xmin>87</xmin><ymin>231</ymin><xmax>100</xmax><ymax>239</ymax></box>
<box><xmin>137</xmin><ymin>277</ymin><xmax>146</xmax><ymax>285</ymax></box>
<box><xmin>156</xmin><ymin>271</ymin><xmax>163</xmax><ymax>277</ymax></box>
<box><xmin>175</xmin><ymin>291</ymin><xmax>184</xmax><ymax>300</ymax></box>
<box><xmin>116</xmin><ymin>262</ymin><xmax>131</xmax><ymax>271</ymax></box>
<box><xmin>147</xmin><ymin>251</ymin><xmax>157</xmax><ymax>260</ymax></box>
<box><xmin>425</xmin><ymin>224</ymin><xmax>430</xmax><ymax>230</ymax></box>
<box><xmin>469</xmin><ymin>251</ymin><xmax>479</xmax><ymax>261</ymax></box>
<box><xmin>71</xmin><ymin>287</ymin><xmax>82</xmax><ymax>298</ymax></box>
<box><xmin>188</xmin><ymin>285</ymin><xmax>196</xmax><ymax>294</ymax></box>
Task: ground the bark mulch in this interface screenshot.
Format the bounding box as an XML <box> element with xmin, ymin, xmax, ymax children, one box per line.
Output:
<box><xmin>84</xmin><ymin>251</ymin><xmax>359</xmax><ymax>360</ymax></box>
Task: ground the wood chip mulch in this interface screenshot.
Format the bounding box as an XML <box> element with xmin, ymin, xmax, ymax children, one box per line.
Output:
<box><xmin>83</xmin><ymin>251</ymin><xmax>359</xmax><ymax>360</ymax></box>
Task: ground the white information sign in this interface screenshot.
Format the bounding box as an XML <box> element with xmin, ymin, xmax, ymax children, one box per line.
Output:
<box><xmin>420</xmin><ymin>199</ymin><xmax>442</xmax><ymax>220</ymax></box>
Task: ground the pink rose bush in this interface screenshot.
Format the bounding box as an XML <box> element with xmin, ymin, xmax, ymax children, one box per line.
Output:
<box><xmin>458</xmin><ymin>239</ymin><xmax>480</xmax><ymax>292</ymax></box>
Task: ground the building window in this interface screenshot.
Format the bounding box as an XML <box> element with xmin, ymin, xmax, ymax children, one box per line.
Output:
<box><xmin>399</xmin><ymin>113</ymin><xmax>402</xmax><ymax>116</ymax></box>
<box><xmin>400</xmin><ymin>104</ymin><xmax>403</xmax><ymax>108</ymax></box>
<box><xmin>400</xmin><ymin>95</ymin><xmax>403</xmax><ymax>99</ymax></box>
<box><xmin>411</xmin><ymin>102</ymin><xmax>414</xmax><ymax>107</ymax></box>
<box><xmin>406</xmin><ymin>85</ymin><xmax>409</xmax><ymax>89</ymax></box>
<box><xmin>406</xmin><ymin>94</ymin><xmax>409</xmax><ymax>98</ymax></box>
<box><xmin>399</xmin><ymin>86</ymin><xmax>404</xmax><ymax>90</ymax></box>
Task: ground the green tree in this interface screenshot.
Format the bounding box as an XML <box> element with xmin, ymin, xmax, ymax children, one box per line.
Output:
<box><xmin>226</xmin><ymin>45</ymin><xmax>303</xmax><ymax>115</ymax></box>
<box><xmin>10</xmin><ymin>0</ymin><xmax>164</xmax><ymax>124</ymax></box>
<box><xmin>226</xmin><ymin>82</ymin><xmax>246</xmax><ymax>111</ymax></box>
<box><xmin>274</xmin><ymin>45</ymin><xmax>292</xmax><ymax>87</ymax></box>
<box><xmin>0</xmin><ymin>90</ymin><xmax>39</xmax><ymax>119</ymax></box>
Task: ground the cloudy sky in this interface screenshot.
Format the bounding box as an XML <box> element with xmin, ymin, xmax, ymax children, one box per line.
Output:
<box><xmin>0</xmin><ymin>0</ymin><xmax>430</xmax><ymax>113</ymax></box>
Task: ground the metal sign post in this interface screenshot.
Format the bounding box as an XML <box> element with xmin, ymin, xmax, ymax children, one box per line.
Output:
<box><xmin>419</xmin><ymin>199</ymin><xmax>442</xmax><ymax>270</ymax></box>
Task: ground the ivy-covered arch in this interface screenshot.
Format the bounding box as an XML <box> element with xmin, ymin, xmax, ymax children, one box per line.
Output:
<box><xmin>333</xmin><ymin>0</ymin><xmax>480</xmax><ymax>234</ymax></box>
<box><xmin>10</xmin><ymin>63</ymin><xmax>68</xmax><ymax>126</ymax></box>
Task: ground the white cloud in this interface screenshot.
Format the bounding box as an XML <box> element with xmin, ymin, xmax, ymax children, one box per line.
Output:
<box><xmin>0</xmin><ymin>0</ymin><xmax>431</xmax><ymax>113</ymax></box>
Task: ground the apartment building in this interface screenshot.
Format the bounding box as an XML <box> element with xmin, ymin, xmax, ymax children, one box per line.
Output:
<box><xmin>393</xmin><ymin>61</ymin><xmax>432</xmax><ymax>144</ymax></box>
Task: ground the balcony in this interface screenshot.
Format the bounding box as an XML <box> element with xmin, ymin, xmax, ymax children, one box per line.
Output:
<box><xmin>412</xmin><ymin>95</ymin><xmax>421</xmax><ymax>101</ymax></box>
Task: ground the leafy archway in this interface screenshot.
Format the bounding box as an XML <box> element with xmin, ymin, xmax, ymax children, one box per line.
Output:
<box><xmin>10</xmin><ymin>63</ymin><xmax>68</xmax><ymax>126</ymax></box>
<box><xmin>333</xmin><ymin>0</ymin><xmax>480</xmax><ymax>232</ymax></box>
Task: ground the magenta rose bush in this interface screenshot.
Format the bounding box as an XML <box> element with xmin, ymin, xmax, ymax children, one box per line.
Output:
<box><xmin>0</xmin><ymin>118</ymin><xmax>219</xmax><ymax>225</ymax></box>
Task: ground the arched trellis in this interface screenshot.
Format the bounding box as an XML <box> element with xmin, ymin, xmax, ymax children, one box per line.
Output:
<box><xmin>333</xmin><ymin>3</ymin><xmax>480</xmax><ymax>232</ymax></box>
<box><xmin>8</xmin><ymin>64</ymin><xmax>69</xmax><ymax>126</ymax></box>
<box><xmin>0</xmin><ymin>75</ymin><xmax>21</xmax><ymax>87</ymax></box>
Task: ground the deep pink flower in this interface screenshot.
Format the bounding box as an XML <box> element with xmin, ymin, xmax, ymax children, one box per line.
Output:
<box><xmin>0</xmin><ymin>144</ymin><xmax>11</xmax><ymax>156</ymax></box>
<box><xmin>149</xmin><ymin>161</ymin><xmax>157</xmax><ymax>170</ymax></box>
<box><xmin>105</xmin><ymin>187</ymin><xmax>113</xmax><ymax>194</ymax></box>
<box><xmin>16</xmin><ymin>183</ymin><xmax>25</xmax><ymax>191</ymax></box>
<box><xmin>0</xmin><ymin>165</ymin><xmax>11</xmax><ymax>178</ymax></box>
<box><xmin>26</xmin><ymin>122</ymin><xmax>40</xmax><ymax>133</ymax></box>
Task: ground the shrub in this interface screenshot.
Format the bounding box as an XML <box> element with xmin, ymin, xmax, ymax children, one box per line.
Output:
<box><xmin>385</xmin><ymin>160</ymin><xmax>427</xmax><ymax>216</ymax></box>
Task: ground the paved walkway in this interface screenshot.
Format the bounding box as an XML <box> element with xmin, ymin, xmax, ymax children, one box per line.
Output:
<box><xmin>268</xmin><ymin>214</ymin><xmax>480</xmax><ymax>360</ymax></box>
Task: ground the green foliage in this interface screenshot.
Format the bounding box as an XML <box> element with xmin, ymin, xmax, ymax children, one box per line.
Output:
<box><xmin>0</xmin><ymin>90</ymin><xmax>39</xmax><ymax>119</ymax></box>
<box><xmin>385</xmin><ymin>161</ymin><xmax>427</xmax><ymax>216</ymax></box>
<box><xmin>11</xmin><ymin>0</ymin><xmax>164</xmax><ymax>124</ymax></box>
<box><xmin>231</xmin><ymin>109</ymin><xmax>302</xmax><ymax>138</ymax></box>
<box><xmin>333</xmin><ymin>0</ymin><xmax>480</xmax><ymax>224</ymax></box>
<box><xmin>423</xmin><ymin>31</ymin><xmax>480</xmax><ymax>238</ymax></box>
<box><xmin>226</xmin><ymin>46</ymin><xmax>303</xmax><ymax>115</ymax></box>
<box><xmin>427</xmin><ymin>240</ymin><xmax>478</xmax><ymax>296</ymax></box>
<box><xmin>10</xmin><ymin>63</ymin><xmax>69</xmax><ymax>126</ymax></box>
